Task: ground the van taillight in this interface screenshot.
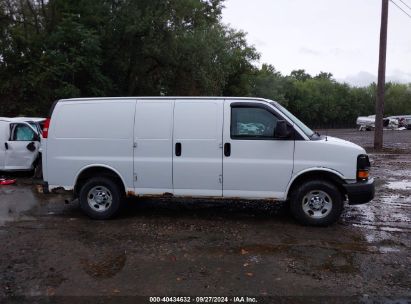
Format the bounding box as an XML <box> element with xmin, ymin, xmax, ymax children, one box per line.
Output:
<box><xmin>43</xmin><ymin>118</ymin><xmax>51</xmax><ymax>138</ymax></box>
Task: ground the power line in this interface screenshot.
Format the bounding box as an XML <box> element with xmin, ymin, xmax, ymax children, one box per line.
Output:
<box><xmin>390</xmin><ymin>0</ymin><xmax>411</xmax><ymax>19</ymax></box>
<box><xmin>398</xmin><ymin>0</ymin><xmax>411</xmax><ymax>11</ymax></box>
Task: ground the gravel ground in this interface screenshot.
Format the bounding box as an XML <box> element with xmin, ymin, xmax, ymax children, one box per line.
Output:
<box><xmin>0</xmin><ymin>129</ymin><xmax>410</xmax><ymax>302</ymax></box>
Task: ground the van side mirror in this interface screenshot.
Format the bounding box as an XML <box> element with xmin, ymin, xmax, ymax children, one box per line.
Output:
<box><xmin>274</xmin><ymin>120</ymin><xmax>291</xmax><ymax>139</ymax></box>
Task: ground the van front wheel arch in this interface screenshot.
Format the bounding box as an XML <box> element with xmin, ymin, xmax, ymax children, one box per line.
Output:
<box><xmin>79</xmin><ymin>177</ymin><xmax>124</xmax><ymax>220</ymax></box>
<box><xmin>290</xmin><ymin>179</ymin><xmax>344</xmax><ymax>226</ymax></box>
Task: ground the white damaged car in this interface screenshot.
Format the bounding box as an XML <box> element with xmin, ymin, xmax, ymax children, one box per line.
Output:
<box><xmin>0</xmin><ymin>117</ymin><xmax>43</xmax><ymax>171</ymax></box>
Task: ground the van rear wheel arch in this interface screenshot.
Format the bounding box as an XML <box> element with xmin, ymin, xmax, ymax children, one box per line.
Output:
<box><xmin>74</xmin><ymin>166</ymin><xmax>126</xmax><ymax>198</ymax></box>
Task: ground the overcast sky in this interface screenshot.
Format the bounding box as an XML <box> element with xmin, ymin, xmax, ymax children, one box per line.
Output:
<box><xmin>222</xmin><ymin>0</ymin><xmax>411</xmax><ymax>86</ymax></box>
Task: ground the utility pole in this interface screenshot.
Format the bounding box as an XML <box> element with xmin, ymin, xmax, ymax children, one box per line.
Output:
<box><xmin>374</xmin><ymin>0</ymin><xmax>389</xmax><ymax>150</ymax></box>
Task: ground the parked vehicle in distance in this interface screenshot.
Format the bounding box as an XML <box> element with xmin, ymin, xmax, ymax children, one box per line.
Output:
<box><xmin>0</xmin><ymin>117</ymin><xmax>42</xmax><ymax>171</ymax></box>
<box><xmin>357</xmin><ymin>114</ymin><xmax>411</xmax><ymax>131</ymax></box>
<box><xmin>356</xmin><ymin>115</ymin><xmax>375</xmax><ymax>131</ymax></box>
<box><xmin>386</xmin><ymin>115</ymin><xmax>411</xmax><ymax>130</ymax></box>
<box><xmin>42</xmin><ymin>97</ymin><xmax>375</xmax><ymax>226</ymax></box>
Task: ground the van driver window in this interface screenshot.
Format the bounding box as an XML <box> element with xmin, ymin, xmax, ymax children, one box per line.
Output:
<box><xmin>11</xmin><ymin>124</ymin><xmax>35</xmax><ymax>141</ymax></box>
<box><xmin>231</xmin><ymin>107</ymin><xmax>279</xmax><ymax>139</ymax></box>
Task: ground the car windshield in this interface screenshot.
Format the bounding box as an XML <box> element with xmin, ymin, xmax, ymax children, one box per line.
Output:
<box><xmin>269</xmin><ymin>101</ymin><xmax>315</xmax><ymax>138</ymax></box>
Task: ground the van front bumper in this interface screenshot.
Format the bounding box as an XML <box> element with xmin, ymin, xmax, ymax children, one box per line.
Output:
<box><xmin>343</xmin><ymin>178</ymin><xmax>375</xmax><ymax>205</ymax></box>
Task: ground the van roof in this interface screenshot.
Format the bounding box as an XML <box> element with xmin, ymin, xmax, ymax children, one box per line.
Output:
<box><xmin>57</xmin><ymin>96</ymin><xmax>272</xmax><ymax>103</ymax></box>
<box><xmin>50</xmin><ymin>97</ymin><xmax>279</xmax><ymax>117</ymax></box>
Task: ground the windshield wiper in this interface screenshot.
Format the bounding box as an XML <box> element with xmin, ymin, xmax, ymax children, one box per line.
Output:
<box><xmin>309</xmin><ymin>131</ymin><xmax>321</xmax><ymax>139</ymax></box>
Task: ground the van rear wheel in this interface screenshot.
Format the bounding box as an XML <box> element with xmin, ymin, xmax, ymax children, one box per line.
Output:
<box><xmin>290</xmin><ymin>180</ymin><xmax>343</xmax><ymax>226</ymax></box>
<box><xmin>79</xmin><ymin>177</ymin><xmax>123</xmax><ymax>220</ymax></box>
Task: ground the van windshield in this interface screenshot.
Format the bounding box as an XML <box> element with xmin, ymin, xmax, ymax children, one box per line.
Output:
<box><xmin>269</xmin><ymin>101</ymin><xmax>315</xmax><ymax>138</ymax></box>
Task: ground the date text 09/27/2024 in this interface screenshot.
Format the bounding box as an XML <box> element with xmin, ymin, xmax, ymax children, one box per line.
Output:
<box><xmin>149</xmin><ymin>296</ymin><xmax>258</xmax><ymax>303</ymax></box>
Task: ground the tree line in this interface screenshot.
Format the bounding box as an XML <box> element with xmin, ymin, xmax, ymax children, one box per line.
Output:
<box><xmin>1</xmin><ymin>0</ymin><xmax>410</xmax><ymax>128</ymax></box>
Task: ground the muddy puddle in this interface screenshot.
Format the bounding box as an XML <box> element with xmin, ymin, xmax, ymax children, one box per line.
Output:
<box><xmin>386</xmin><ymin>180</ymin><xmax>411</xmax><ymax>190</ymax></box>
<box><xmin>0</xmin><ymin>185</ymin><xmax>39</xmax><ymax>226</ymax></box>
<box><xmin>81</xmin><ymin>251</ymin><xmax>127</xmax><ymax>279</ymax></box>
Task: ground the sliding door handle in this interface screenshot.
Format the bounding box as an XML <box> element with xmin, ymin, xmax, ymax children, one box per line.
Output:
<box><xmin>224</xmin><ymin>143</ymin><xmax>231</xmax><ymax>157</ymax></box>
<box><xmin>175</xmin><ymin>142</ymin><xmax>182</xmax><ymax>156</ymax></box>
<box><xmin>4</xmin><ymin>142</ymin><xmax>8</xmax><ymax>150</ymax></box>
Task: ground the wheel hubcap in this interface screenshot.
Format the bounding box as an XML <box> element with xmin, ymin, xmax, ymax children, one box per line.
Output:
<box><xmin>302</xmin><ymin>190</ymin><xmax>333</xmax><ymax>219</ymax></box>
<box><xmin>87</xmin><ymin>186</ymin><xmax>113</xmax><ymax>212</ymax></box>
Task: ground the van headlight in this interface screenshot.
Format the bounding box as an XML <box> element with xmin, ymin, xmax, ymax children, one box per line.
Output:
<box><xmin>357</xmin><ymin>154</ymin><xmax>370</xmax><ymax>181</ymax></box>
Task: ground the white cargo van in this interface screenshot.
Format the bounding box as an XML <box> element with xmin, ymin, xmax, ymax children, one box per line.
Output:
<box><xmin>41</xmin><ymin>97</ymin><xmax>374</xmax><ymax>226</ymax></box>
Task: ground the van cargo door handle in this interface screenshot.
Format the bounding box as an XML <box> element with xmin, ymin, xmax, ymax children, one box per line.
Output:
<box><xmin>175</xmin><ymin>142</ymin><xmax>182</xmax><ymax>157</ymax></box>
<box><xmin>224</xmin><ymin>143</ymin><xmax>231</xmax><ymax>157</ymax></box>
<box><xmin>4</xmin><ymin>142</ymin><xmax>8</xmax><ymax>150</ymax></box>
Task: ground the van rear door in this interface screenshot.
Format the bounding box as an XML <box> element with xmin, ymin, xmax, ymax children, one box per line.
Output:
<box><xmin>173</xmin><ymin>99</ymin><xmax>224</xmax><ymax>197</ymax></box>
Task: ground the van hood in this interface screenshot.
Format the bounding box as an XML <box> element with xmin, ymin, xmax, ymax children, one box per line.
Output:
<box><xmin>320</xmin><ymin>136</ymin><xmax>366</xmax><ymax>154</ymax></box>
<box><xmin>294</xmin><ymin>135</ymin><xmax>367</xmax><ymax>180</ymax></box>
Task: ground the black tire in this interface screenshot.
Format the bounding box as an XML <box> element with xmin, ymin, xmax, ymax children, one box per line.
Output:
<box><xmin>290</xmin><ymin>179</ymin><xmax>344</xmax><ymax>226</ymax></box>
<box><xmin>79</xmin><ymin>177</ymin><xmax>123</xmax><ymax>220</ymax></box>
<box><xmin>33</xmin><ymin>157</ymin><xmax>43</xmax><ymax>179</ymax></box>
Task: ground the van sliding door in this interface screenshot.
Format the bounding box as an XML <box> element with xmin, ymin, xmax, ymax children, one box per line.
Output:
<box><xmin>173</xmin><ymin>100</ymin><xmax>223</xmax><ymax>197</ymax></box>
<box><xmin>133</xmin><ymin>100</ymin><xmax>174</xmax><ymax>194</ymax></box>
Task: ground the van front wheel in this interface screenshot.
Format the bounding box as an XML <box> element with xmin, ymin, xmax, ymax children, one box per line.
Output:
<box><xmin>290</xmin><ymin>180</ymin><xmax>343</xmax><ymax>226</ymax></box>
<box><xmin>79</xmin><ymin>177</ymin><xmax>123</xmax><ymax>220</ymax></box>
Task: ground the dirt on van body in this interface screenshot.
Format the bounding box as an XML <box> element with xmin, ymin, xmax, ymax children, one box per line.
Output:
<box><xmin>0</xmin><ymin>129</ymin><xmax>410</xmax><ymax>302</ymax></box>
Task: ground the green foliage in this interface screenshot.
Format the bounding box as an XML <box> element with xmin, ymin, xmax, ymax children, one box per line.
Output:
<box><xmin>290</xmin><ymin>69</ymin><xmax>312</xmax><ymax>82</ymax></box>
<box><xmin>248</xmin><ymin>64</ymin><xmax>288</xmax><ymax>105</ymax></box>
<box><xmin>0</xmin><ymin>0</ymin><xmax>258</xmax><ymax>113</ymax></box>
<box><xmin>0</xmin><ymin>0</ymin><xmax>410</xmax><ymax>128</ymax></box>
<box><xmin>384</xmin><ymin>83</ymin><xmax>411</xmax><ymax>116</ymax></box>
